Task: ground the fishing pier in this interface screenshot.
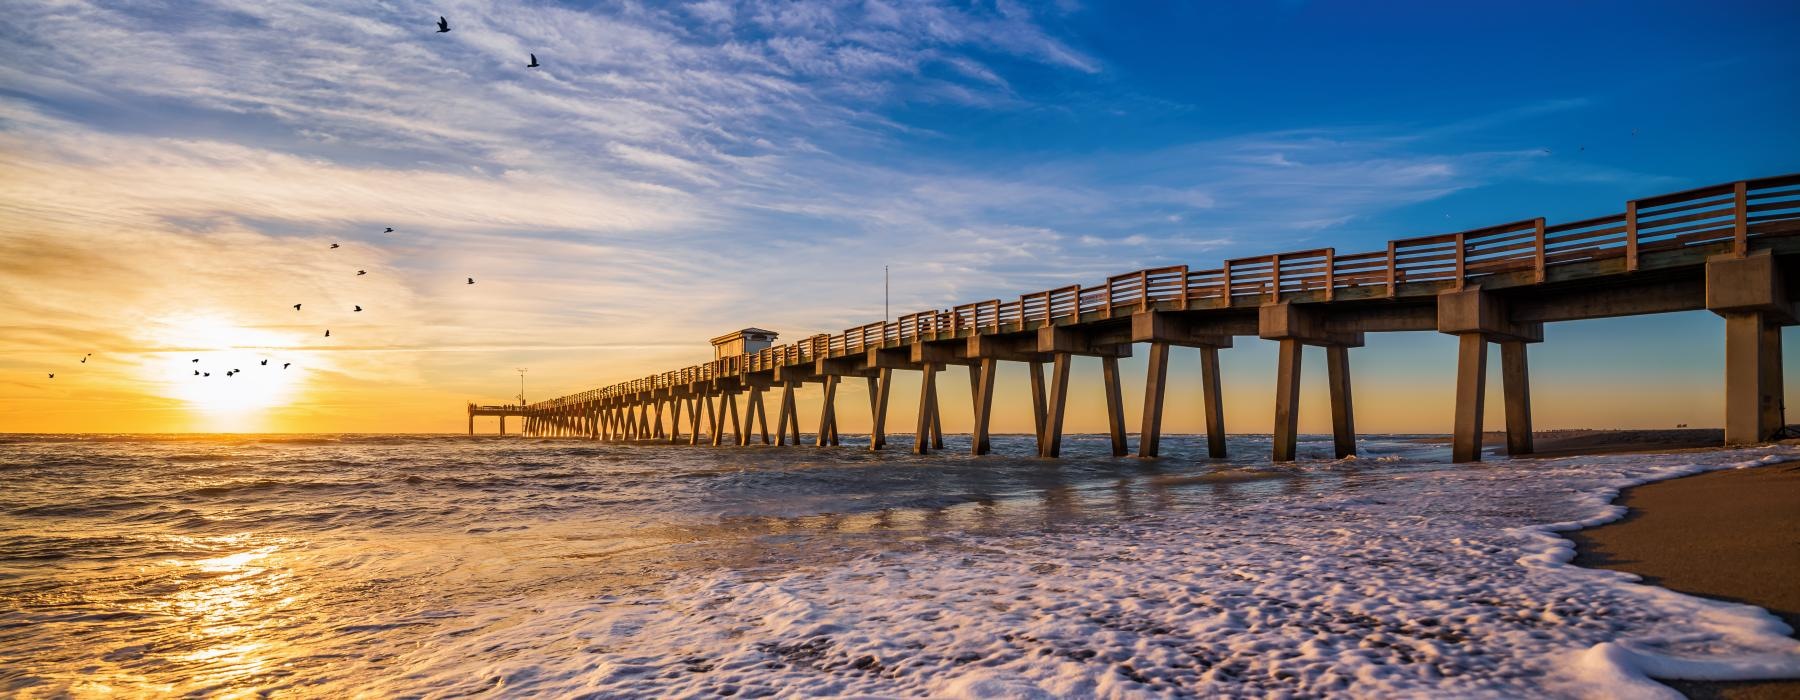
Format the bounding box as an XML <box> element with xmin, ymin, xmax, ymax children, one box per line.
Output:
<box><xmin>470</xmin><ymin>174</ymin><xmax>1800</xmax><ymax>462</ymax></box>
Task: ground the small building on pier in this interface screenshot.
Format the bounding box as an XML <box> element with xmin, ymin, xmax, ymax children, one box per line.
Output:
<box><xmin>711</xmin><ymin>328</ymin><xmax>778</xmax><ymax>359</ymax></box>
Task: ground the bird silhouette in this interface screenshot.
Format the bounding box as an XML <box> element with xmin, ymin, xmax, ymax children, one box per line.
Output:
<box><xmin>384</xmin><ymin>227</ymin><xmax>394</xmax><ymax>233</ymax></box>
<box><xmin>203</xmin><ymin>372</ymin><xmax>210</xmax><ymax>377</ymax></box>
<box><xmin>330</xmin><ymin>243</ymin><xmax>340</xmax><ymax>249</ymax></box>
<box><xmin>357</xmin><ymin>270</ymin><xmax>366</xmax><ymax>275</ymax></box>
<box><xmin>437</xmin><ymin>16</ymin><xmax>451</xmax><ymax>32</ymax></box>
<box><xmin>354</xmin><ymin>305</ymin><xmax>363</xmax><ymax>312</ymax></box>
<box><xmin>47</xmin><ymin>373</ymin><xmax>53</xmax><ymax>379</ymax></box>
<box><xmin>467</xmin><ymin>277</ymin><xmax>475</xmax><ymax>284</ymax></box>
<box><xmin>325</xmin><ymin>329</ymin><xmax>331</xmax><ymax>337</ymax></box>
<box><xmin>192</xmin><ymin>358</ymin><xmax>200</xmax><ymax>363</ymax></box>
<box><xmin>294</xmin><ymin>303</ymin><xmax>302</xmax><ymax>310</ymax></box>
<box><xmin>80</xmin><ymin>354</ymin><xmax>89</xmax><ymax>363</ymax></box>
<box><xmin>194</xmin><ymin>370</ymin><xmax>200</xmax><ymax>376</ymax></box>
<box><xmin>1541</xmin><ymin>148</ymin><xmax>1552</xmax><ymax>155</ymax></box>
<box><xmin>528</xmin><ymin>53</ymin><xmax>540</xmax><ymax>68</ymax></box>
<box><xmin>260</xmin><ymin>359</ymin><xmax>269</xmax><ymax>366</ymax></box>
<box><xmin>283</xmin><ymin>363</ymin><xmax>291</xmax><ymax>369</ymax></box>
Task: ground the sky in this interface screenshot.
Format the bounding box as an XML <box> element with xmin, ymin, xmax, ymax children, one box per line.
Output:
<box><xmin>1</xmin><ymin>0</ymin><xmax>1797</xmax><ymax>434</ymax></box>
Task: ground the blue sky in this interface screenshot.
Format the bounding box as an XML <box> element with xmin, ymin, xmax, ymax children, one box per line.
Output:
<box><xmin>1</xmin><ymin>0</ymin><xmax>1797</xmax><ymax>432</ymax></box>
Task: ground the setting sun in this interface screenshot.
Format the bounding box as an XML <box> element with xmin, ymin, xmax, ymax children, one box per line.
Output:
<box><xmin>147</xmin><ymin>316</ymin><xmax>312</xmax><ymax>426</ymax></box>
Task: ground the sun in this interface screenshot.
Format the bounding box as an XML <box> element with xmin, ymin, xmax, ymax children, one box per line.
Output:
<box><xmin>147</xmin><ymin>315</ymin><xmax>312</xmax><ymax>428</ymax></box>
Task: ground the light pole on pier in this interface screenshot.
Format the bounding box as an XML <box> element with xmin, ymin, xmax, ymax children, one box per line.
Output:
<box><xmin>516</xmin><ymin>367</ymin><xmax>528</xmax><ymax>406</ymax></box>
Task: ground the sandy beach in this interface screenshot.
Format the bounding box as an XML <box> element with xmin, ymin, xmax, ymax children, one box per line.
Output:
<box><xmin>1573</xmin><ymin>460</ymin><xmax>1800</xmax><ymax>699</ymax></box>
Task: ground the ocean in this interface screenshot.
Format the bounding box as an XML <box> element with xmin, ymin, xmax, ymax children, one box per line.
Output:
<box><xmin>3</xmin><ymin>433</ymin><xmax>1797</xmax><ymax>698</ymax></box>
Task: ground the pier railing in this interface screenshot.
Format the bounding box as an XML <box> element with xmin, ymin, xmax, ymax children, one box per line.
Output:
<box><xmin>522</xmin><ymin>174</ymin><xmax>1800</xmax><ymax>410</ymax></box>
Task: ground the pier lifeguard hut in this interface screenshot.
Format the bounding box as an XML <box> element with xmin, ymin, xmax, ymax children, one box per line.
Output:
<box><xmin>710</xmin><ymin>328</ymin><xmax>778</xmax><ymax>359</ymax></box>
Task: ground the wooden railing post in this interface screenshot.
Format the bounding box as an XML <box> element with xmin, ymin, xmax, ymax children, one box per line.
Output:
<box><xmin>1533</xmin><ymin>217</ymin><xmax>1546</xmax><ymax>283</ymax></box>
<box><xmin>1625</xmin><ymin>200</ymin><xmax>1640</xmax><ymax>272</ymax></box>
<box><xmin>1270</xmin><ymin>254</ymin><xmax>1283</xmax><ymax>302</ymax></box>
<box><xmin>1222</xmin><ymin>260</ymin><xmax>1234</xmax><ymax>302</ymax></box>
<box><xmin>1734</xmin><ymin>181</ymin><xmax>1749</xmax><ymax>257</ymax></box>
<box><xmin>1323</xmin><ymin>249</ymin><xmax>1336</xmax><ymax>301</ymax></box>
<box><xmin>1453</xmin><ymin>233</ymin><xmax>1467</xmax><ymax>291</ymax></box>
<box><xmin>1176</xmin><ymin>265</ymin><xmax>1190</xmax><ymax>310</ymax></box>
<box><xmin>1139</xmin><ymin>270</ymin><xmax>1150</xmax><ymax>311</ymax></box>
<box><xmin>1386</xmin><ymin>241</ymin><xmax>1398</xmax><ymax>298</ymax></box>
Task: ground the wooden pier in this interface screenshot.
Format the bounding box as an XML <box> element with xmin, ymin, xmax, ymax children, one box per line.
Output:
<box><xmin>470</xmin><ymin>174</ymin><xmax>1800</xmax><ymax>462</ymax></box>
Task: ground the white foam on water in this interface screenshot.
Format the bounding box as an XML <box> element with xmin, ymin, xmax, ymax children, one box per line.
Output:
<box><xmin>345</xmin><ymin>447</ymin><xmax>1800</xmax><ymax>698</ymax></box>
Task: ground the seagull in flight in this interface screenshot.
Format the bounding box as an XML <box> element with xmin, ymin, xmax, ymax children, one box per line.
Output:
<box><xmin>192</xmin><ymin>358</ymin><xmax>200</xmax><ymax>363</ymax></box>
<box><xmin>528</xmin><ymin>53</ymin><xmax>540</xmax><ymax>68</ymax></box>
<box><xmin>357</xmin><ymin>270</ymin><xmax>366</xmax><ymax>276</ymax></box>
<box><xmin>294</xmin><ymin>303</ymin><xmax>302</xmax><ymax>310</ymax></box>
<box><xmin>354</xmin><ymin>305</ymin><xmax>363</xmax><ymax>312</ymax></box>
<box><xmin>80</xmin><ymin>354</ymin><xmax>90</xmax><ymax>363</ymax></box>
<box><xmin>325</xmin><ymin>329</ymin><xmax>331</xmax><ymax>338</ymax></box>
<box><xmin>260</xmin><ymin>359</ymin><xmax>269</xmax><ymax>366</ymax></box>
<box><xmin>283</xmin><ymin>363</ymin><xmax>291</xmax><ymax>369</ymax></box>
<box><xmin>194</xmin><ymin>370</ymin><xmax>200</xmax><ymax>376</ymax></box>
<box><xmin>436</xmin><ymin>16</ymin><xmax>451</xmax><ymax>33</ymax></box>
<box><xmin>467</xmin><ymin>277</ymin><xmax>475</xmax><ymax>285</ymax></box>
<box><xmin>330</xmin><ymin>243</ymin><xmax>340</xmax><ymax>249</ymax></box>
<box><xmin>203</xmin><ymin>372</ymin><xmax>210</xmax><ymax>377</ymax></box>
<box><xmin>384</xmin><ymin>227</ymin><xmax>394</xmax><ymax>233</ymax></box>
<box><xmin>47</xmin><ymin>373</ymin><xmax>53</xmax><ymax>379</ymax></box>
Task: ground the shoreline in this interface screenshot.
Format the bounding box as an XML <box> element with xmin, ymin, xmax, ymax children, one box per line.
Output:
<box><xmin>1571</xmin><ymin>460</ymin><xmax>1800</xmax><ymax>699</ymax></box>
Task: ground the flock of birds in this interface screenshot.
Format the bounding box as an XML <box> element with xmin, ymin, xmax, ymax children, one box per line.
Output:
<box><xmin>47</xmin><ymin>15</ymin><xmax>506</xmax><ymax>383</ymax></box>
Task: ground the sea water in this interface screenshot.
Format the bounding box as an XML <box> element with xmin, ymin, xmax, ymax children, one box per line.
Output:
<box><xmin>2</xmin><ymin>433</ymin><xmax>1797</xmax><ymax>698</ymax></box>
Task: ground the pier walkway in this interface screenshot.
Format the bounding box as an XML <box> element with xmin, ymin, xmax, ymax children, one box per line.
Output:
<box><xmin>470</xmin><ymin>174</ymin><xmax>1800</xmax><ymax>462</ymax></box>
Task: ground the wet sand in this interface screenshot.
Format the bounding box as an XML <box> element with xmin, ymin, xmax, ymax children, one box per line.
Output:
<box><xmin>1571</xmin><ymin>462</ymin><xmax>1800</xmax><ymax>699</ymax></box>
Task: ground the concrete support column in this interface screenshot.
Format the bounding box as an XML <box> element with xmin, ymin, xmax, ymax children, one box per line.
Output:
<box><xmin>869</xmin><ymin>369</ymin><xmax>891</xmax><ymax>451</ymax></box>
<box><xmin>1326</xmin><ymin>345</ymin><xmax>1356</xmax><ymax>459</ymax></box>
<box><xmin>1200</xmin><ymin>346</ymin><xmax>1226</xmax><ymax>458</ymax></box>
<box><xmin>1452</xmin><ymin>333</ymin><xmax>1489</xmax><ymax>463</ymax></box>
<box><xmin>1138</xmin><ymin>342</ymin><xmax>1170</xmax><ymax>458</ymax></box>
<box><xmin>1040</xmin><ymin>353</ymin><xmax>1072</xmax><ymax>458</ymax></box>
<box><xmin>1272</xmin><ymin>339</ymin><xmax>1303</xmax><ymax>462</ymax></box>
<box><xmin>1101</xmin><ymin>355</ymin><xmax>1128</xmax><ymax>457</ymax></box>
<box><xmin>816</xmin><ymin>376</ymin><xmax>839</xmax><ymax>447</ymax></box>
<box><xmin>1029</xmin><ymin>360</ymin><xmax>1049</xmax><ymax>451</ymax></box>
<box><xmin>1723</xmin><ymin>312</ymin><xmax>1782</xmax><ymax>444</ymax></box>
<box><xmin>468</xmin><ymin>413</ymin><xmax>474</xmax><ymax>436</ymax></box>
<box><xmin>971</xmin><ymin>359</ymin><xmax>997</xmax><ymax>455</ymax></box>
<box><xmin>499</xmin><ymin>415</ymin><xmax>506</xmax><ymax>436</ymax></box>
<box><xmin>1500</xmin><ymin>341</ymin><xmax>1533</xmax><ymax>456</ymax></box>
<box><xmin>914</xmin><ymin>363</ymin><xmax>938</xmax><ymax>455</ymax></box>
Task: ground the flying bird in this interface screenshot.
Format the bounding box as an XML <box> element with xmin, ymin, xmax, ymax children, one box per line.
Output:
<box><xmin>354</xmin><ymin>305</ymin><xmax>363</xmax><ymax>312</ymax></box>
<box><xmin>47</xmin><ymin>373</ymin><xmax>53</xmax><ymax>379</ymax></box>
<box><xmin>384</xmin><ymin>227</ymin><xmax>394</xmax><ymax>233</ymax></box>
<box><xmin>194</xmin><ymin>370</ymin><xmax>200</xmax><ymax>376</ymax></box>
<box><xmin>436</xmin><ymin>16</ymin><xmax>451</xmax><ymax>33</ymax></box>
<box><xmin>260</xmin><ymin>359</ymin><xmax>268</xmax><ymax>366</ymax></box>
<box><xmin>203</xmin><ymin>372</ymin><xmax>210</xmax><ymax>377</ymax></box>
<box><xmin>80</xmin><ymin>354</ymin><xmax>89</xmax><ymax>363</ymax></box>
<box><xmin>192</xmin><ymin>358</ymin><xmax>200</xmax><ymax>363</ymax></box>
<box><xmin>467</xmin><ymin>277</ymin><xmax>475</xmax><ymax>284</ymax></box>
<box><xmin>294</xmin><ymin>303</ymin><xmax>302</xmax><ymax>310</ymax></box>
<box><xmin>330</xmin><ymin>243</ymin><xmax>340</xmax><ymax>249</ymax></box>
<box><xmin>324</xmin><ymin>329</ymin><xmax>331</xmax><ymax>337</ymax></box>
<box><xmin>283</xmin><ymin>363</ymin><xmax>291</xmax><ymax>369</ymax></box>
<box><xmin>528</xmin><ymin>53</ymin><xmax>540</xmax><ymax>68</ymax></box>
<box><xmin>357</xmin><ymin>270</ymin><xmax>366</xmax><ymax>276</ymax></box>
